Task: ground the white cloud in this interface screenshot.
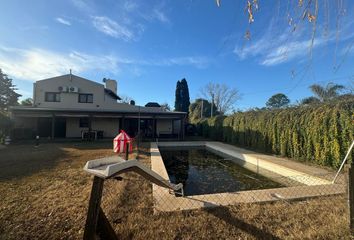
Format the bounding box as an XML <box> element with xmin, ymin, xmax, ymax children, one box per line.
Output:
<box><xmin>123</xmin><ymin>1</ymin><xmax>138</xmax><ymax>12</ymax></box>
<box><xmin>71</xmin><ymin>0</ymin><xmax>170</xmax><ymax>41</ymax></box>
<box><xmin>55</xmin><ymin>17</ymin><xmax>71</xmax><ymax>26</ymax></box>
<box><xmin>261</xmin><ymin>39</ymin><xmax>326</xmax><ymax>66</ymax></box>
<box><xmin>0</xmin><ymin>45</ymin><xmax>210</xmax><ymax>82</ymax></box>
<box><xmin>151</xmin><ymin>8</ymin><xmax>170</xmax><ymax>24</ymax></box>
<box><xmin>92</xmin><ymin>16</ymin><xmax>134</xmax><ymax>41</ymax></box>
<box><xmin>234</xmin><ymin>32</ymin><xmax>325</xmax><ymax>66</ymax></box>
<box><xmin>71</xmin><ymin>0</ymin><xmax>92</xmax><ymax>13</ymax></box>
<box><xmin>0</xmin><ymin>46</ymin><xmax>119</xmax><ymax>81</ymax></box>
<box><xmin>141</xmin><ymin>4</ymin><xmax>170</xmax><ymax>24</ymax></box>
<box><xmin>151</xmin><ymin>56</ymin><xmax>209</xmax><ymax>68</ymax></box>
<box><xmin>233</xmin><ymin>17</ymin><xmax>354</xmax><ymax>66</ymax></box>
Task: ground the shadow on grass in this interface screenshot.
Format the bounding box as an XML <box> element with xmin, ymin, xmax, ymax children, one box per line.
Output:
<box><xmin>0</xmin><ymin>141</ymin><xmax>114</xmax><ymax>181</ymax></box>
<box><xmin>0</xmin><ymin>143</ymin><xmax>68</xmax><ymax>181</ymax></box>
<box><xmin>205</xmin><ymin>207</ymin><xmax>281</xmax><ymax>240</ymax></box>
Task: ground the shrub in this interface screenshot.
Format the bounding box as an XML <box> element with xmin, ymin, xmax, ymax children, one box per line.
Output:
<box><xmin>196</xmin><ymin>98</ymin><xmax>354</xmax><ymax>168</ymax></box>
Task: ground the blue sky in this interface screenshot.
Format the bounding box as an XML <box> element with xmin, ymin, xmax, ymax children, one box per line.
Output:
<box><xmin>0</xmin><ymin>0</ymin><xmax>353</xmax><ymax>110</ymax></box>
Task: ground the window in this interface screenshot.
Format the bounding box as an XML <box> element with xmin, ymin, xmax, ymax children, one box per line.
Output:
<box><xmin>45</xmin><ymin>92</ymin><xmax>60</xmax><ymax>102</ymax></box>
<box><xmin>79</xmin><ymin>94</ymin><xmax>93</xmax><ymax>103</ymax></box>
<box><xmin>79</xmin><ymin>118</ymin><xmax>89</xmax><ymax>128</ymax></box>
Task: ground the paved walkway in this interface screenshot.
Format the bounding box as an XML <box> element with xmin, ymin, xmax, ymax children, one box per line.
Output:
<box><xmin>210</xmin><ymin>142</ymin><xmax>335</xmax><ymax>177</ymax></box>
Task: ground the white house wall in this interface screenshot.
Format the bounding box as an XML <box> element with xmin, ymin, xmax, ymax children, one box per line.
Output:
<box><xmin>66</xmin><ymin>118</ymin><xmax>83</xmax><ymax>138</ymax></box>
<box><xmin>66</xmin><ymin>117</ymin><xmax>120</xmax><ymax>138</ymax></box>
<box><xmin>91</xmin><ymin>118</ymin><xmax>119</xmax><ymax>138</ymax></box>
<box><xmin>34</xmin><ymin>75</ymin><xmax>105</xmax><ymax>109</ymax></box>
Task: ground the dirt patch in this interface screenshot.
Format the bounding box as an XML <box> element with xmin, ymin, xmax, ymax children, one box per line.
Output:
<box><xmin>0</xmin><ymin>141</ymin><xmax>351</xmax><ymax>239</ymax></box>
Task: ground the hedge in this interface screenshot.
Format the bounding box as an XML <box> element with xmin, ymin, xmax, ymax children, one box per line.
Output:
<box><xmin>197</xmin><ymin>99</ymin><xmax>354</xmax><ymax>168</ymax></box>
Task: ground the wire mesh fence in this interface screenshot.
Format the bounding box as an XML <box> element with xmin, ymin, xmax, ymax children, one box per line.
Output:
<box><xmin>95</xmin><ymin>144</ymin><xmax>352</xmax><ymax>239</ymax></box>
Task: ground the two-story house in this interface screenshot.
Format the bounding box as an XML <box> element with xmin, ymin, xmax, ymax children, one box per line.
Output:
<box><xmin>10</xmin><ymin>74</ymin><xmax>186</xmax><ymax>140</ymax></box>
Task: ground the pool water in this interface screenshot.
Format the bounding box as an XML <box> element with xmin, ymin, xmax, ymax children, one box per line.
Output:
<box><xmin>159</xmin><ymin>147</ymin><xmax>283</xmax><ymax>196</ymax></box>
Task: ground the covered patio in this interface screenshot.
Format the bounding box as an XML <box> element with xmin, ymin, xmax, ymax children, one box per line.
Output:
<box><xmin>10</xmin><ymin>107</ymin><xmax>187</xmax><ymax>140</ymax></box>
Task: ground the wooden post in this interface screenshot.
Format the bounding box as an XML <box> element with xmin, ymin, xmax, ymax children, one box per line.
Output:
<box><xmin>125</xmin><ymin>142</ymin><xmax>129</xmax><ymax>160</ymax></box>
<box><xmin>349</xmin><ymin>162</ymin><xmax>354</xmax><ymax>235</ymax></box>
<box><xmin>83</xmin><ymin>176</ymin><xmax>105</xmax><ymax>240</ymax></box>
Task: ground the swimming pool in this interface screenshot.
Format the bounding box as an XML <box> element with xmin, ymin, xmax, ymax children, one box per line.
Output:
<box><xmin>159</xmin><ymin>146</ymin><xmax>283</xmax><ymax>196</ymax></box>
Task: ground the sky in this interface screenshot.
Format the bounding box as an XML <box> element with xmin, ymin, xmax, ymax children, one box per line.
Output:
<box><xmin>0</xmin><ymin>0</ymin><xmax>353</xmax><ymax>111</ymax></box>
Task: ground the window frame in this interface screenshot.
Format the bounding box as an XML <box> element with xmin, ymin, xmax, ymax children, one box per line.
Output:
<box><xmin>45</xmin><ymin>92</ymin><xmax>60</xmax><ymax>102</ymax></box>
<box><xmin>78</xmin><ymin>93</ymin><xmax>94</xmax><ymax>103</ymax></box>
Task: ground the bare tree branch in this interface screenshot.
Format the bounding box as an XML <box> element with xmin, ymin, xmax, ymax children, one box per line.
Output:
<box><xmin>200</xmin><ymin>82</ymin><xmax>240</xmax><ymax>115</ymax></box>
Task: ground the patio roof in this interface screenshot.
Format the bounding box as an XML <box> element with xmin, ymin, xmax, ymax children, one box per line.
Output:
<box><xmin>10</xmin><ymin>106</ymin><xmax>187</xmax><ymax>119</ymax></box>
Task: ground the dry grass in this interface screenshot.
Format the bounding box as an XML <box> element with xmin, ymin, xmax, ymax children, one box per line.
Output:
<box><xmin>0</xmin><ymin>141</ymin><xmax>351</xmax><ymax>239</ymax></box>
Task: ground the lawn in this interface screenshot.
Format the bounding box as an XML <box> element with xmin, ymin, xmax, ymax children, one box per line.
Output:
<box><xmin>0</xmin><ymin>141</ymin><xmax>351</xmax><ymax>239</ymax></box>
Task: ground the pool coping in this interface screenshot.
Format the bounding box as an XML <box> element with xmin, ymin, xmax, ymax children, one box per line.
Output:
<box><xmin>150</xmin><ymin>141</ymin><xmax>345</xmax><ymax>212</ymax></box>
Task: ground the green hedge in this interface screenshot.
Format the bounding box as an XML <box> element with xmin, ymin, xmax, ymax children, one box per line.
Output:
<box><xmin>197</xmin><ymin>99</ymin><xmax>354</xmax><ymax>168</ymax></box>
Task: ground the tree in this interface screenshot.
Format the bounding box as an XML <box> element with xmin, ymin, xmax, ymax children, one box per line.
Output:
<box><xmin>300</xmin><ymin>96</ymin><xmax>320</xmax><ymax>105</ymax></box>
<box><xmin>309</xmin><ymin>82</ymin><xmax>345</xmax><ymax>102</ymax></box>
<box><xmin>200</xmin><ymin>82</ymin><xmax>240</xmax><ymax>115</ymax></box>
<box><xmin>189</xmin><ymin>98</ymin><xmax>218</xmax><ymax>123</ymax></box>
<box><xmin>160</xmin><ymin>103</ymin><xmax>171</xmax><ymax>111</ymax></box>
<box><xmin>180</xmin><ymin>79</ymin><xmax>190</xmax><ymax>113</ymax></box>
<box><xmin>174</xmin><ymin>78</ymin><xmax>190</xmax><ymax>113</ymax></box>
<box><xmin>119</xmin><ymin>95</ymin><xmax>134</xmax><ymax>104</ymax></box>
<box><xmin>174</xmin><ymin>81</ymin><xmax>182</xmax><ymax>111</ymax></box>
<box><xmin>20</xmin><ymin>98</ymin><xmax>33</xmax><ymax>106</ymax></box>
<box><xmin>266</xmin><ymin>93</ymin><xmax>290</xmax><ymax>108</ymax></box>
<box><xmin>348</xmin><ymin>80</ymin><xmax>354</xmax><ymax>94</ymax></box>
<box><xmin>0</xmin><ymin>69</ymin><xmax>21</xmax><ymax>111</ymax></box>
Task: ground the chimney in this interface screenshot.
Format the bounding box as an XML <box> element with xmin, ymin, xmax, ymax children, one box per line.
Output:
<box><xmin>103</xmin><ymin>78</ymin><xmax>117</xmax><ymax>94</ymax></box>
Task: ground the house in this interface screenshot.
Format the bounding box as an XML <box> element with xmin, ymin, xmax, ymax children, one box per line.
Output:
<box><xmin>10</xmin><ymin>74</ymin><xmax>186</xmax><ymax>140</ymax></box>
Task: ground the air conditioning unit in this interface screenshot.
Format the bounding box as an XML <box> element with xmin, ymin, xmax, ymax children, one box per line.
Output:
<box><xmin>69</xmin><ymin>86</ymin><xmax>79</xmax><ymax>93</ymax></box>
<box><xmin>58</xmin><ymin>86</ymin><xmax>68</xmax><ymax>92</ymax></box>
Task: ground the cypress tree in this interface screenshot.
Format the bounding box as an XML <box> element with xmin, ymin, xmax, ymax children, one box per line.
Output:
<box><xmin>180</xmin><ymin>78</ymin><xmax>190</xmax><ymax>113</ymax></box>
<box><xmin>174</xmin><ymin>78</ymin><xmax>190</xmax><ymax>113</ymax></box>
<box><xmin>174</xmin><ymin>81</ymin><xmax>182</xmax><ymax>111</ymax></box>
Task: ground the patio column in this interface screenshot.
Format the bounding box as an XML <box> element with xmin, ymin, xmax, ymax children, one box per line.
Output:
<box><xmin>171</xmin><ymin>119</ymin><xmax>175</xmax><ymax>136</ymax></box>
<box><xmin>88</xmin><ymin>114</ymin><xmax>93</xmax><ymax>131</ymax></box>
<box><xmin>36</xmin><ymin>118</ymin><xmax>39</xmax><ymax>137</ymax></box>
<box><xmin>152</xmin><ymin>116</ymin><xmax>156</xmax><ymax>138</ymax></box>
<box><xmin>51</xmin><ymin>114</ymin><xmax>55</xmax><ymax>139</ymax></box>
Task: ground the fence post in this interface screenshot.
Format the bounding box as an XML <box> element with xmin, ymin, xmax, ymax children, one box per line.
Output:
<box><xmin>349</xmin><ymin>161</ymin><xmax>354</xmax><ymax>235</ymax></box>
<box><xmin>83</xmin><ymin>176</ymin><xmax>104</xmax><ymax>240</ymax></box>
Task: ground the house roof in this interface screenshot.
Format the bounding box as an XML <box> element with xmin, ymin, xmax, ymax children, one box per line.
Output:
<box><xmin>145</xmin><ymin>102</ymin><xmax>161</xmax><ymax>107</ymax></box>
<box><xmin>104</xmin><ymin>88</ymin><xmax>121</xmax><ymax>100</ymax></box>
<box><xmin>36</xmin><ymin>74</ymin><xmax>103</xmax><ymax>86</ymax></box>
